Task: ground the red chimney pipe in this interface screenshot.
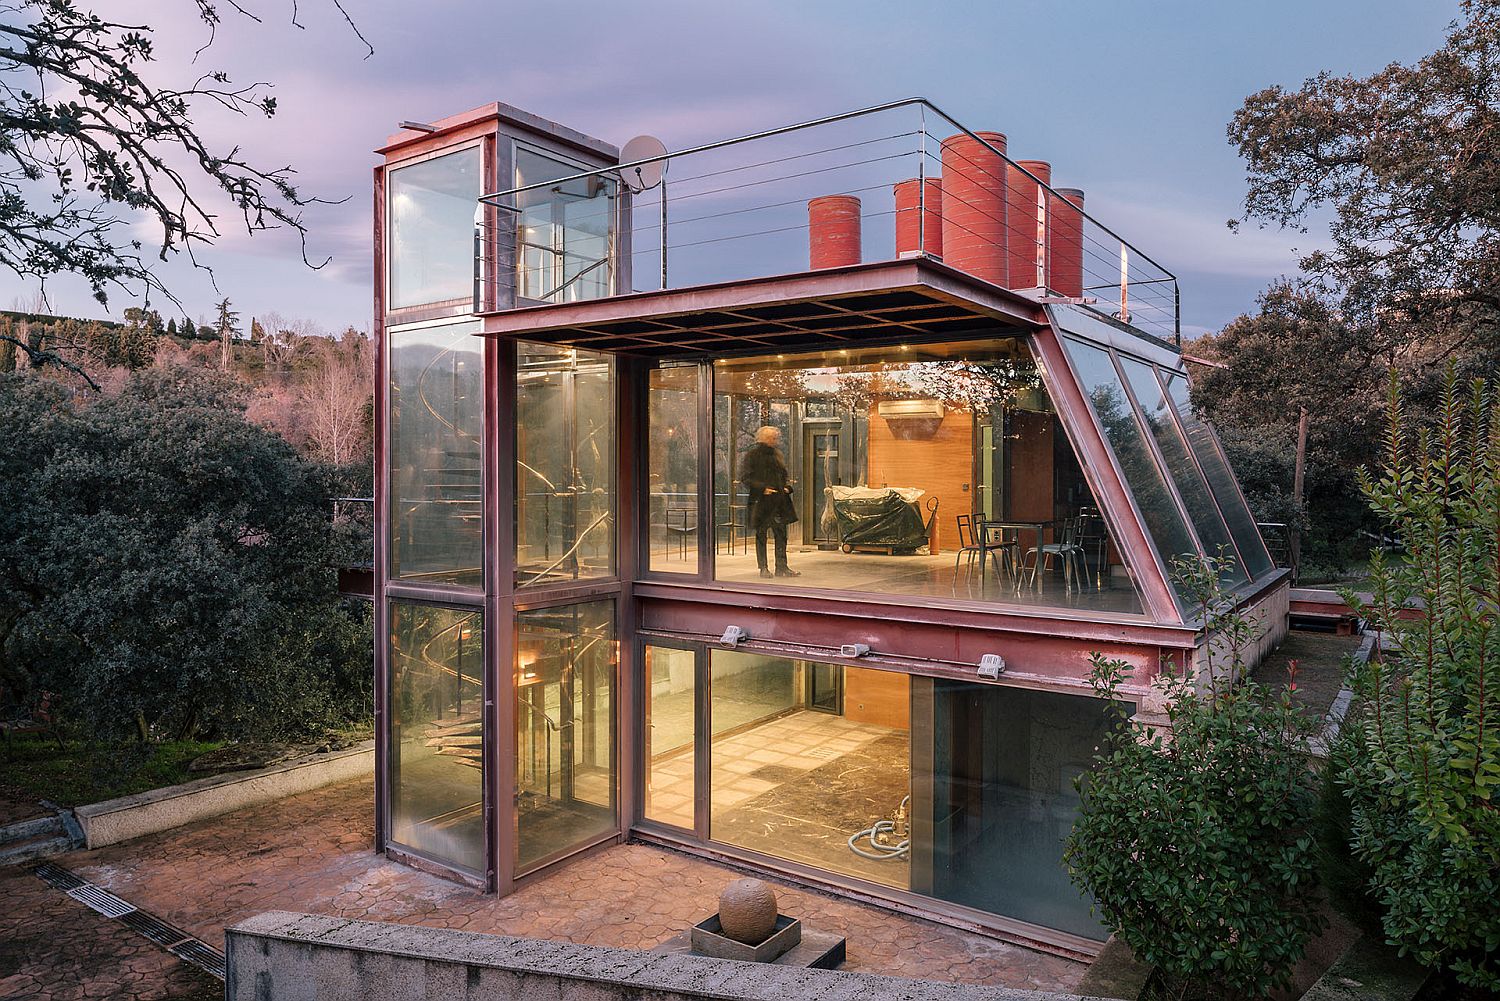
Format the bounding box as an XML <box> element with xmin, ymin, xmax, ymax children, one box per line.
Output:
<box><xmin>808</xmin><ymin>195</ymin><xmax>862</xmax><ymax>269</ymax></box>
<box><xmin>894</xmin><ymin>178</ymin><xmax>942</xmax><ymax>259</ymax></box>
<box><xmin>1051</xmin><ymin>187</ymin><xmax>1086</xmax><ymax>298</ymax></box>
<box><xmin>1006</xmin><ymin>160</ymin><xmax>1051</xmax><ymax>290</ymax></box>
<box><xmin>939</xmin><ymin>132</ymin><xmax>1008</xmax><ymax>285</ymax></box>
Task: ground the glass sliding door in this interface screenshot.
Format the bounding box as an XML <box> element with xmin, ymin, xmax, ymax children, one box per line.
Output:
<box><xmin>388</xmin><ymin>602</ymin><xmax>485</xmax><ymax>874</ymax></box>
<box><xmin>911</xmin><ymin>680</ymin><xmax>1122</xmax><ymax>940</ymax></box>
<box><xmin>708</xmin><ymin>652</ymin><xmax>912</xmax><ymax>891</ymax></box>
<box><xmin>642</xmin><ymin>645</ymin><xmax>1128</xmax><ymax>941</ymax></box>
<box><xmin>514</xmin><ymin>600</ymin><xmax>617</xmax><ymax>872</ymax></box>
<box><xmin>643</xmin><ymin>644</ymin><xmax>697</xmax><ymax>830</ymax></box>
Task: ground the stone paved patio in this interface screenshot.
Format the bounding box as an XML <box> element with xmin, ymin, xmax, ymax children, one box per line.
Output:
<box><xmin>0</xmin><ymin>865</ymin><xmax>219</xmax><ymax>1001</ymax></box>
<box><xmin>51</xmin><ymin>776</ymin><xmax>1085</xmax><ymax>994</ymax></box>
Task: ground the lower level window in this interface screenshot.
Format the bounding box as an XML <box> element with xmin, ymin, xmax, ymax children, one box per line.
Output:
<box><xmin>389</xmin><ymin>602</ymin><xmax>485</xmax><ymax>873</ymax></box>
<box><xmin>701</xmin><ymin>650</ymin><xmax>1121</xmax><ymax>940</ymax></box>
<box><xmin>515</xmin><ymin>600</ymin><xmax>617</xmax><ymax>872</ymax></box>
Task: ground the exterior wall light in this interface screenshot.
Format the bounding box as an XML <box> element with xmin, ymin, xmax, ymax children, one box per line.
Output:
<box><xmin>720</xmin><ymin>625</ymin><xmax>749</xmax><ymax>647</ymax></box>
<box><xmin>977</xmin><ymin>654</ymin><xmax>1006</xmax><ymax>679</ymax></box>
<box><xmin>840</xmin><ymin>643</ymin><xmax>871</xmax><ymax>658</ymax></box>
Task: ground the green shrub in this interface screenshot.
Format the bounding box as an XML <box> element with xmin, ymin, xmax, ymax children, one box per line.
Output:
<box><xmin>1065</xmin><ymin>556</ymin><xmax>1323</xmax><ymax>998</ymax></box>
<box><xmin>0</xmin><ymin>367</ymin><xmax>371</xmax><ymax>743</ymax></box>
<box><xmin>1339</xmin><ymin>370</ymin><xmax>1500</xmax><ymax>991</ymax></box>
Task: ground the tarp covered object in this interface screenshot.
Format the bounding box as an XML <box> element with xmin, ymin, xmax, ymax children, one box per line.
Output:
<box><xmin>829</xmin><ymin>485</ymin><xmax>930</xmax><ymax>549</ymax></box>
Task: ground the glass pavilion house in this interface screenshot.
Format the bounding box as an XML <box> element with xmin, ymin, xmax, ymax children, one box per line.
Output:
<box><xmin>374</xmin><ymin>98</ymin><xmax>1288</xmax><ymax>957</ymax></box>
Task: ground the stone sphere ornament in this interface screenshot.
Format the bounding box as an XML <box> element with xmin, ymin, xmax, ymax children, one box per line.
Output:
<box><xmin>717</xmin><ymin>878</ymin><xmax>778</xmax><ymax>944</ymax></box>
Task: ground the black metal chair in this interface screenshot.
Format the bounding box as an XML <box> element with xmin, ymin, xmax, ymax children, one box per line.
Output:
<box><xmin>976</xmin><ymin>518</ymin><xmax>1021</xmax><ymax>583</ymax></box>
<box><xmin>1023</xmin><ymin>516</ymin><xmax>1088</xmax><ymax>592</ymax></box>
<box><xmin>953</xmin><ymin>514</ymin><xmax>983</xmax><ymax>575</ymax></box>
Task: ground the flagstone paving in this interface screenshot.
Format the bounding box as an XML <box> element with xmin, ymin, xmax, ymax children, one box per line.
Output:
<box><xmin>0</xmin><ymin>865</ymin><xmax>219</xmax><ymax>1001</ymax></box>
<box><xmin>23</xmin><ymin>775</ymin><xmax>1085</xmax><ymax>997</ymax></box>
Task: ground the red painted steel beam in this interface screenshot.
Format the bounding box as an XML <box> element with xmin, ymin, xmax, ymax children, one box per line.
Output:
<box><xmin>476</xmin><ymin>258</ymin><xmax>1045</xmax><ymax>338</ymax></box>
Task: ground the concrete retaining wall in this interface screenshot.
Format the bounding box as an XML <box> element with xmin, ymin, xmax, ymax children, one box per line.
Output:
<box><xmin>226</xmin><ymin>911</ymin><xmax>1121</xmax><ymax>1001</ymax></box>
<box><xmin>75</xmin><ymin>742</ymin><xmax>374</xmax><ymax>849</ymax></box>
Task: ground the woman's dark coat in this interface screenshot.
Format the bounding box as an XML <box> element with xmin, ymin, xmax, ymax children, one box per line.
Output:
<box><xmin>740</xmin><ymin>442</ymin><xmax>798</xmax><ymax>529</ymax></box>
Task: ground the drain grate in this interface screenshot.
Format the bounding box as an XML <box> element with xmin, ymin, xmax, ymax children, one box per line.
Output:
<box><xmin>172</xmin><ymin>938</ymin><xmax>228</xmax><ymax>980</ymax></box>
<box><xmin>119</xmin><ymin>910</ymin><xmax>185</xmax><ymax>948</ymax></box>
<box><xmin>30</xmin><ymin>863</ymin><xmax>227</xmax><ymax>982</ymax></box>
<box><xmin>32</xmin><ymin>861</ymin><xmax>86</xmax><ymax>891</ymax></box>
<box><xmin>67</xmin><ymin>883</ymin><xmax>137</xmax><ymax>918</ymax></box>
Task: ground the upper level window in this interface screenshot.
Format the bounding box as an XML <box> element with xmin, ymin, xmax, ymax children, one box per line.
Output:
<box><xmin>709</xmin><ymin>337</ymin><xmax>1143</xmax><ymax>616</ymax></box>
<box><xmin>516</xmin><ymin>342</ymin><xmax>616</xmax><ymax>586</ymax></box>
<box><xmin>514</xmin><ymin>148</ymin><xmax>616</xmax><ymax>304</ymax></box>
<box><xmin>388</xmin><ymin>147</ymin><xmax>482</xmax><ymax>310</ymax></box>
<box><xmin>388</xmin><ymin>320</ymin><xmax>483</xmax><ymax>588</ymax></box>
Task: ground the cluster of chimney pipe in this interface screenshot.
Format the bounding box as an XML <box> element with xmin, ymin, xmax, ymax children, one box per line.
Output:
<box><xmin>806</xmin><ymin>132</ymin><xmax>1086</xmax><ymax>299</ymax></box>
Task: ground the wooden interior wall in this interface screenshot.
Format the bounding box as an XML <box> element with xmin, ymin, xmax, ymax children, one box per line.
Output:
<box><xmin>843</xmin><ymin>666</ymin><xmax>911</xmax><ymax>731</ymax></box>
<box><xmin>865</xmin><ymin>406</ymin><xmax>973</xmax><ymax>548</ymax></box>
<box><xmin>1006</xmin><ymin>409</ymin><xmax>1055</xmax><ymax>542</ymax></box>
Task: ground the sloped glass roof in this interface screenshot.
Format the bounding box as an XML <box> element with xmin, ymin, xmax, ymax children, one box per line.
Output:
<box><xmin>1047</xmin><ymin>305</ymin><xmax>1275</xmax><ymax>616</ymax></box>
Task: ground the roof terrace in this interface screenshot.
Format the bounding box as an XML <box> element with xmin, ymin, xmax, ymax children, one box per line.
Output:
<box><xmin>469</xmin><ymin>98</ymin><xmax>1181</xmax><ymax>352</ymax></box>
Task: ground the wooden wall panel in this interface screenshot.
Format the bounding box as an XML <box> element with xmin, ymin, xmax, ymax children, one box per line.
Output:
<box><xmin>1006</xmin><ymin>409</ymin><xmax>1055</xmax><ymax>541</ymax></box>
<box><xmin>843</xmin><ymin>667</ymin><xmax>911</xmax><ymax>731</ymax></box>
<box><xmin>865</xmin><ymin>406</ymin><xmax>973</xmax><ymax>549</ymax></box>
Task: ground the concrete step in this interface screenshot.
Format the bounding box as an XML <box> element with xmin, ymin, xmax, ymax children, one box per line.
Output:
<box><xmin>0</xmin><ymin>832</ymin><xmax>74</xmax><ymax>865</ymax></box>
<box><xmin>0</xmin><ymin>813</ymin><xmax>64</xmax><ymax>845</ymax></box>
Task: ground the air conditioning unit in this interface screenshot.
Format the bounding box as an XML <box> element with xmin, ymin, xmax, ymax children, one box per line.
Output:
<box><xmin>876</xmin><ymin>399</ymin><xmax>944</xmax><ymax>421</ymax></box>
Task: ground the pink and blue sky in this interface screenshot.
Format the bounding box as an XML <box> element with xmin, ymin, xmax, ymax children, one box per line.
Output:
<box><xmin>8</xmin><ymin>0</ymin><xmax>1457</xmax><ymax>338</ymax></box>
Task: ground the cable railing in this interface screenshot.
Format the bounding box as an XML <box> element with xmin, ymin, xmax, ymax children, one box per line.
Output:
<box><xmin>474</xmin><ymin>98</ymin><xmax>1180</xmax><ymax>344</ymax></box>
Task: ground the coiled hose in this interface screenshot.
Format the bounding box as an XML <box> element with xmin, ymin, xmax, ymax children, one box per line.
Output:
<box><xmin>848</xmin><ymin>796</ymin><xmax>911</xmax><ymax>861</ymax></box>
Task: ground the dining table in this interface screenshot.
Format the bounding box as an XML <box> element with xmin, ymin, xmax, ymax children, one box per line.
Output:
<box><xmin>976</xmin><ymin>519</ymin><xmax>1051</xmax><ymax>589</ymax></box>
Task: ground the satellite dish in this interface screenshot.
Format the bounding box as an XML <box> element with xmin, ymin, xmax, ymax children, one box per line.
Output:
<box><xmin>619</xmin><ymin>134</ymin><xmax>669</xmax><ymax>193</ymax></box>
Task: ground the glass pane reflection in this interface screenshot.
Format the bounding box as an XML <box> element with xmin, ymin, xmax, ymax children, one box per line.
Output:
<box><xmin>516</xmin><ymin>343</ymin><xmax>615</xmax><ymax>586</ymax></box>
<box><xmin>644</xmin><ymin>645</ymin><xmax>696</xmax><ymax>829</ymax></box>
<box><xmin>1118</xmin><ymin>356</ymin><xmax>1247</xmax><ymax>588</ymax></box>
<box><xmin>389</xmin><ymin>321</ymin><xmax>483</xmax><ymax>587</ymax></box>
<box><xmin>389</xmin><ymin>602</ymin><xmax>485</xmax><ymax>873</ymax></box>
<box><xmin>389</xmin><ymin>148</ymin><xmax>481</xmax><ymax>309</ymax></box>
<box><xmin>515</xmin><ymin>600</ymin><xmax>616</xmax><ymax>872</ymax></box>
<box><xmin>1065</xmin><ymin>338</ymin><xmax>1200</xmax><ymax>609</ymax></box>
<box><xmin>1162</xmin><ymin>373</ymin><xmax>1275</xmax><ymax>580</ymax></box>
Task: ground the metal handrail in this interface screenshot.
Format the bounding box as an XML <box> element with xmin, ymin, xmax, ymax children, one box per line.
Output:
<box><xmin>477</xmin><ymin>96</ymin><xmax>1179</xmax><ymax>294</ymax></box>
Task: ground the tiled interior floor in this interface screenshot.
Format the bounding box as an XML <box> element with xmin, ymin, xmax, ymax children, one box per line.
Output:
<box><xmin>649</xmin><ymin>543</ymin><xmax>1145</xmax><ymax>614</ymax></box>
<box><xmin>647</xmin><ymin>710</ymin><xmax>913</xmax><ymax>888</ymax></box>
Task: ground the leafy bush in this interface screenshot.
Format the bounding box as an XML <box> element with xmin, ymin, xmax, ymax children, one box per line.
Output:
<box><xmin>0</xmin><ymin>367</ymin><xmax>371</xmax><ymax>743</ymax></box>
<box><xmin>1339</xmin><ymin>371</ymin><xmax>1500</xmax><ymax>991</ymax></box>
<box><xmin>1065</xmin><ymin>556</ymin><xmax>1322</xmax><ymax>998</ymax></box>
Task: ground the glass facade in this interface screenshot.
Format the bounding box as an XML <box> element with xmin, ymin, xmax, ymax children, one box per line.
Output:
<box><xmin>1163</xmin><ymin>373</ymin><xmax>1275</xmax><ymax>580</ymax></box>
<box><xmin>389</xmin><ymin>148</ymin><xmax>481</xmax><ymax>309</ymax></box>
<box><xmin>648</xmin><ymin>363</ymin><xmax>701</xmax><ymax>573</ymax></box>
<box><xmin>515</xmin><ymin>601</ymin><xmax>617</xmax><ymax>872</ymax></box>
<box><xmin>514</xmin><ymin>147</ymin><xmax>616</xmax><ymax>304</ymax></box>
<box><xmin>678</xmin><ymin>649</ymin><xmax>1121</xmax><ymax>938</ymax></box>
<box><xmin>389</xmin><ymin>602</ymin><xmax>485</xmax><ymax>873</ymax></box>
<box><xmin>389</xmin><ymin>321</ymin><xmax>483</xmax><ymax>587</ymax></box>
<box><xmin>1065</xmin><ymin>338</ymin><xmax>1200</xmax><ymax>608</ymax></box>
<box><xmin>1118</xmin><ymin>356</ymin><xmax>1247</xmax><ymax>587</ymax></box>
<box><xmin>516</xmin><ymin>343</ymin><xmax>616</xmax><ymax>586</ymax></box>
<box><xmin>643</xmin><ymin>645</ymin><xmax>696</xmax><ymax>829</ymax></box>
<box><xmin>711</xmin><ymin>338</ymin><xmax>1142</xmax><ymax>614</ymax></box>
<box><xmin>912</xmin><ymin>681</ymin><xmax>1120</xmax><ymax>939</ymax></box>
